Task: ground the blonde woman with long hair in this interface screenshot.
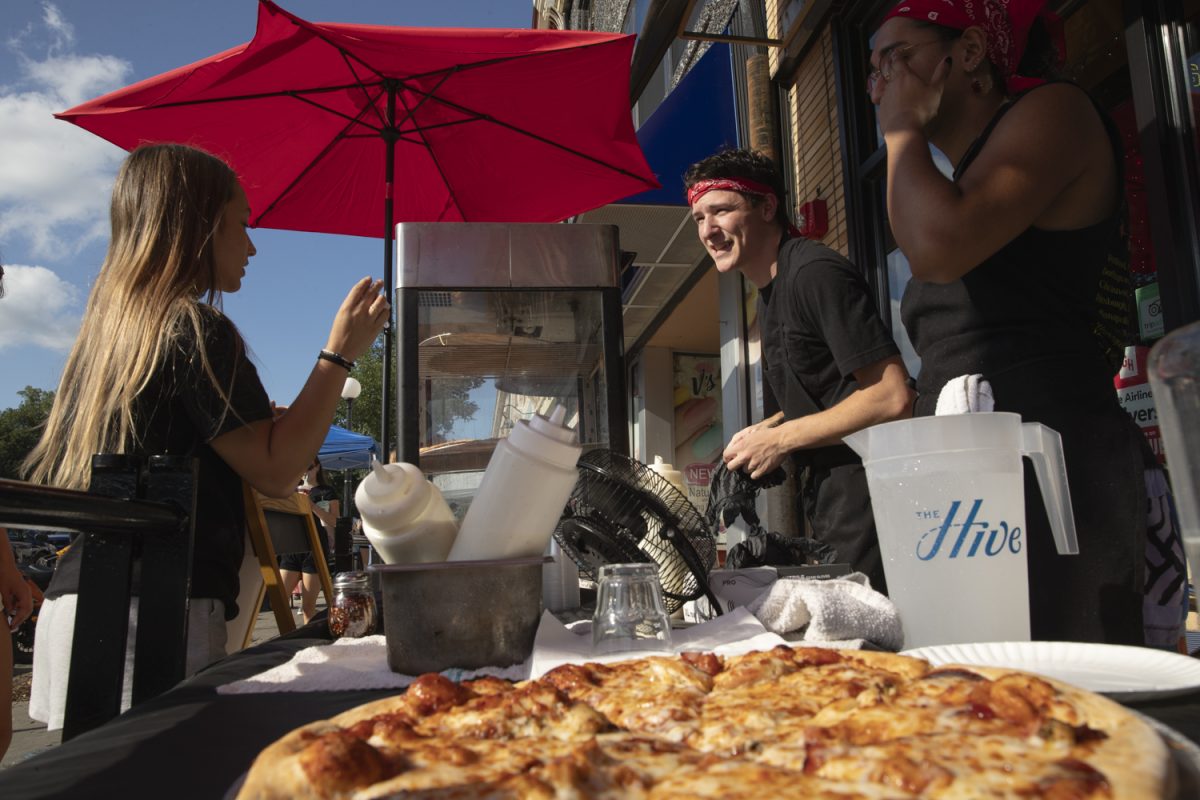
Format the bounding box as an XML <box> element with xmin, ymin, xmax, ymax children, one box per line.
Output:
<box><xmin>25</xmin><ymin>143</ymin><xmax>388</xmax><ymax>729</ymax></box>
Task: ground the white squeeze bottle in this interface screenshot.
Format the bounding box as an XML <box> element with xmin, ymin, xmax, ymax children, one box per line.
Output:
<box><xmin>648</xmin><ymin>455</ymin><xmax>688</xmax><ymax>500</ymax></box>
<box><xmin>646</xmin><ymin>456</ymin><xmax>689</xmax><ymax>581</ymax></box>
<box><xmin>449</xmin><ymin>405</ymin><xmax>582</xmax><ymax>561</ymax></box>
<box><xmin>355</xmin><ymin>460</ymin><xmax>458</xmax><ymax>564</ymax></box>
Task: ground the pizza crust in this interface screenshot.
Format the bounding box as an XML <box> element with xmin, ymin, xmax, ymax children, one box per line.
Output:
<box><xmin>962</xmin><ymin>664</ymin><xmax>1170</xmax><ymax>800</ymax></box>
<box><xmin>236</xmin><ymin>648</ymin><xmax>1173</xmax><ymax>800</ymax></box>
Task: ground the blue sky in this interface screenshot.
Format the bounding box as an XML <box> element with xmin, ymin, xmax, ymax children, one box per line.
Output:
<box><xmin>0</xmin><ymin>0</ymin><xmax>534</xmax><ymax>413</ymax></box>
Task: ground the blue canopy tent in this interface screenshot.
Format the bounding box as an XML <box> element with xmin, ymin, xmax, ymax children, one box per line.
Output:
<box><xmin>617</xmin><ymin>43</ymin><xmax>737</xmax><ymax>207</ymax></box>
<box><xmin>318</xmin><ymin>425</ymin><xmax>381</xmax><ymax>471</ymax></box>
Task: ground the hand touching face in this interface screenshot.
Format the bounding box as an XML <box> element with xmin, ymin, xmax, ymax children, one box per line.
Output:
<box><xmin>868</xmin><ymin>18</ymin><xmax>955</xmax><ymax>135</ymax></box>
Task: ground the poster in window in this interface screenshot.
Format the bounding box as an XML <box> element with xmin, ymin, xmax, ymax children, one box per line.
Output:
<box><xmin>673</xmin><ymin>353</ymin><xmax>722</xmax><ymax>511</ymax></box>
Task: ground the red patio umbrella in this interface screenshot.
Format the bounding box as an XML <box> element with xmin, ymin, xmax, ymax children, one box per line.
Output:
<box><xmin>57</xmin><ymin>0</ymin><xmax>658</xmax><ymax>455</ymax></box>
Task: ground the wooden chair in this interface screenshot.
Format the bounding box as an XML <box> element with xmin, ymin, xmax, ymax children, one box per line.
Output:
<box><xmin>240</xmin><ymin>483</ymin><xmax>334</xmax><ymax>643</ymax></box>
<box><xmin>0</xmin><ymin>454</ymin><xmax>198</xmax><ymax>740</ymax></box>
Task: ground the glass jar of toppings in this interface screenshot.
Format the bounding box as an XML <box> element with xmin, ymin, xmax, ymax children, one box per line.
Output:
<box><xmin>329</xmin><ymin>571</ymin><xmax>377</xmax><ymax>639</ymax></box>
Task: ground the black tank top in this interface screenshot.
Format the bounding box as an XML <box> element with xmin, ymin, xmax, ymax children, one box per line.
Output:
<box><xmin>900</xmin><ymin>83</ymin><xmax>1133</xmax><ymax>417</ymax></box>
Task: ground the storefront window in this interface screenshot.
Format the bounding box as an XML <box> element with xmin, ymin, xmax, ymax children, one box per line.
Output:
<box><xmin>885</xmin><ymin>248</ymin><xmax>920</xmax><ymax>376</ymax></box>
<box><xmin>1184</xmin><ymin>0</ymin><xmax>1200</xmax><ymax>164</ymax></box>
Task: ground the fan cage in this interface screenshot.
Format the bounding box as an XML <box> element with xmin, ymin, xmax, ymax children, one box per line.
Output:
<box><xmin>553</xmin><ymin>450</ymin><xmax>717</xmax><ymax>614</ymax></box>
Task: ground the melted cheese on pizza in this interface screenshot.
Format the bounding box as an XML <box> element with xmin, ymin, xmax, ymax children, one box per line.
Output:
<box><xmin>237</xmin><ymin>647</ymin><xmax>1163</xmax><ymax>800</ymax></box>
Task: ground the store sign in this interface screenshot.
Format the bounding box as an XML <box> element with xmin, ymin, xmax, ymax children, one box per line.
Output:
<box><xmin>1136</xmin><ymin>282</ymin><xmax>1165</xmax><ymax>340</ymax></box>
<box><xmin>1114</xmin><ymin>345</ymin><xmax>1166</xmax><ymax>464</ymax></box>
<box><xmin>1190</xmin><ymin>51</ymin><xmax>1200</xmax><ymax>92</ymax></box>
<box><xmin>673</xmin><ymin>353</ymin><xmax>723</xmax><ymax>513</ymax></box>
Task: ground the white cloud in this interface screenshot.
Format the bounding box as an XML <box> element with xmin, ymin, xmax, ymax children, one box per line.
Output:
<box><xmin>40</xmin><ymin>2</ymin><xmax>75</xmax><ymax>54</ymax></box>
<box><xmin>0</xmin><ymin>263</ymin><xmax>82</xmax><ymax>351</ymax></box>
<box><xmin>0</xmin><ymin>6</ymin><xmax>131</xmax><ymax>260</ymax></box>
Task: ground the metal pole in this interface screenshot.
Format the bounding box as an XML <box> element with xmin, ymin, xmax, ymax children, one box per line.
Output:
<box><xmin>343</xmin><ymin>397</ymin><xmax>354</xmax><ymax>512</ymax></box>
<box><xmin>382</xmin><ymin>80</ymin><xmax>398</xmax><ymax>464</ymax></box>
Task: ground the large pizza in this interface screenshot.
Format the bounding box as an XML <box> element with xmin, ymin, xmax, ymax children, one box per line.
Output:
<box><xmin>237</xmin><ymin>645</ymin><xmax>1169</xmax><ymax>798</ymax></box>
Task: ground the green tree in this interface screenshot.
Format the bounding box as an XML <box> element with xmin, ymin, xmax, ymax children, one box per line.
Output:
<box><xmin>334</xmin><ymin>336</ymin><xmax>390</xmax><ymax>446</ymax></box>
<box><xmin>0</xmin><ymin>386</ymin><xmax>55</xmax><ymax>479</ymax></box>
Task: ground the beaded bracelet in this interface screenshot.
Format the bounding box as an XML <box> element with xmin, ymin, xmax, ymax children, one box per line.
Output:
<box><xmin>318</xmin><ymin>349</ymin><xmax>355</xmax><ymax>371</ymax></box>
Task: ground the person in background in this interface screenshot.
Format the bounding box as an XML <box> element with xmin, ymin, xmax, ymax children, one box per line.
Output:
<box><xmin>685</xmin><ymin>148</ymin><xmax>914</xmax><ymax>590</ymax></box>
<box><xmin>24</xmin><ymin>143</ymin><xmax>389</xmax><ymax>730</ymax></box>
<box><xmin>869</xmin><ymin>0</ymin><xmax>1184</xmax><ymax>646</ymax></box>
<box><xmin>279</xmin><ymin>459</ymin><xmax>339</xmax><ymax>623</ymax></box>
<box><xmin>0</xmin><ymin>527</ymin><xmax>33</xmax><ymax>761</ymax></box>
<box><xmin>1</xmin><ymin>264</ymin><xmax>36</xmax><ymax>759</ymax></box>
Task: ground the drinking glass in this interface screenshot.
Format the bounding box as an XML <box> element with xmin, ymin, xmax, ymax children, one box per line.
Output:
<box><xmin>1148</xmin><ymin>322</ymin><xmax>1200</xmax><ymax>587</ymax></box>
<box><xmin>591</xmin><ymin>563</ymin><xmax>673</xmax><ymax>655</ymax></box>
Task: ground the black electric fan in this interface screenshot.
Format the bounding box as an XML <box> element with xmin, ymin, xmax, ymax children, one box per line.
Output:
<box><xmin>553</xmin><ymin>449</ymin><xmax>723</xmax><ymax>615</ymax></box>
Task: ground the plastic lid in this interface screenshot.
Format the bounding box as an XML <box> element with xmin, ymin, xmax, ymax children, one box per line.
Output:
<box><xmin>508</xmin><ymin>404</ymin><xmax>581</xmax><ymax>469</ymax></box>
<box><xmin>333</xmin><ymin>570</ymin><xmax>371</xmax><ymax>589</ymax></box>
<box><xmin>354</xmin><ymin>460</ymin><xmax>433</xmax><ymax>529</ymax></box>
<box><xmin>648</xmin><ymin>455</ymin><xmax>687</xmax><ymax>494</ymax></box>
<box><xmin>649</xmin><ymin>454</ymin><xmax>683</xmax><ymax>477</ymax></box>
<box><xmin>527</xmin><ymin>404</ymin><xmax>578</xmax><ymax>445</ymax></box>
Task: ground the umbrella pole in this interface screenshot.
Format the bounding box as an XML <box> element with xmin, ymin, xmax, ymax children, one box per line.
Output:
<box><xmin>381</xmin><ymin>81</ymin><xmax>398</xmax><ymax>464</ymax></box>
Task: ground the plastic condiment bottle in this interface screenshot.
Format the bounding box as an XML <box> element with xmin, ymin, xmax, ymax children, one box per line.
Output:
<box><xmin>448</xmin><ymin>405</ymin><xmax>582</xmax><ymax>561</ymax></box>
<box><xmin>646</xmin><ymin>455</ymin><xmax>691</xmax><ymax>622</ymax></box>
<box><xmin>648</xmin><ymin>455</ymin><xmax>688</xmax><ymax>500</ymax></box>
<box><xmin>354</xmin><ymin>460</ymin><xmax>458</xmax><ymax>564</ymax></box>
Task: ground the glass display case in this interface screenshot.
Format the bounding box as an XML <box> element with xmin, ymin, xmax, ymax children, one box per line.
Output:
<box><xmin>395</xmin><ymin>223</ymin><xmax>627</xmax><ymax>518</ymax></box>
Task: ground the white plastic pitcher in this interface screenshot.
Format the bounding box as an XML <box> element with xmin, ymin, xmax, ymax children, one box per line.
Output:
<box><xmin>844</xmin><ymin>413</ymin><xmax>1078</xmax><ymax>649</ymax></box>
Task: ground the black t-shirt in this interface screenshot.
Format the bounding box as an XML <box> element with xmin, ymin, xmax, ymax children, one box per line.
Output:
<box><xmin>759</xmin><ymin>238</ymin><xmax>898</xmax><ymax>436</ymax></box>
<box><xmin>307</xmin><ymin>484</ymin><xmax>337</xmax><ymax>507</ymax></box>
<box><xmin>307</xmin><ymin>483</ymin><xmax>337</xmax><ymax>543</ymax></box>
<box><xmin>901</xmin><ymin>84</ymin><xmax>1130</xmax><ymax>417</ymax></box>
<box><xmin>47</xmin><ymin>305</ymin><xmax>273</xmax><ymax>620</ymax></box>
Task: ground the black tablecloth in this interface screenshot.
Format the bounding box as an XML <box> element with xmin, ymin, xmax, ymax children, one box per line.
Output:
<box><xmin>2</xmin><ymin>627</ymin><xmax>1199</xmax><ymax>799</ymax></box>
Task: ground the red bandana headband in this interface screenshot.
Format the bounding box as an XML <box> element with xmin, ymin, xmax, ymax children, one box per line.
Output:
<box><xmin>883</xmin><ymin>0</ymin><xmax>1060</xmax><ymax>95</ymax></box>
<box><xmin>686</xmin><ymin>177</ymin><xmax>777</xmax><ymax>207</ymax></box>
<box><xmin>686</xmin><ymin>177</ymin><xmax>804</xmax><ymax>238</ymax></box>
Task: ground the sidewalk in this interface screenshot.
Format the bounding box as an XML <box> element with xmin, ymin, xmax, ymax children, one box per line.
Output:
<box><xmin>3</xmin><ymin>597</ymin><xmax>323</xmax><ymax>770</ymax></box>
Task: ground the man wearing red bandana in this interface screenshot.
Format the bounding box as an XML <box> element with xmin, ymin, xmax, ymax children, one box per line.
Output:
<box><xmin>685</xmin><ymin>148</ymin><xmax>915</xmax><ymax>591</ymax></box>
<box><xmin>869</xmin><ymin>1</ymin><xmax>1185</xmax><ymax>646</ymax></box>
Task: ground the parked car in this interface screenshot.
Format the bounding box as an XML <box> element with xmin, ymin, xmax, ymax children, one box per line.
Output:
<box><xmin>7</xmin><ymin>529</ymin><xmax>63</xmax><ymax>663</ymax></box>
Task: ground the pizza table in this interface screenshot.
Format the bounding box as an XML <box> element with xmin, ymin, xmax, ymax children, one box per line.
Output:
<box><xmin>1</xmin><ymin>623</ymin><xmax>1199</xmax><ymax>799</ymax></box>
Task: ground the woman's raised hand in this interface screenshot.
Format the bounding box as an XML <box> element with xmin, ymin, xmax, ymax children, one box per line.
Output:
<box><xmin>325</xmin><ymin>277</ymin><xmax>390</xmax><ymax>362</ymax></box>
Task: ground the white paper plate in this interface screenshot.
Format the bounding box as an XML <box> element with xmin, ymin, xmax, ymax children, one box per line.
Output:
<box><xmin>901</xmin><ymin>641</ymin><xmax>1200</xmax><ymax>701</ymax></box>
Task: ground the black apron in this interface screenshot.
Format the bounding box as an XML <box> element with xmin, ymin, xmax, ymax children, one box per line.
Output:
<box><xmin>772</xmin><ymin>331</ymin><xmax>888</xmax><ymax>594</ymax></box>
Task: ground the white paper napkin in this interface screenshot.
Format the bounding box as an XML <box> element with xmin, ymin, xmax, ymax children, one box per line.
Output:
<box><xmin>528</xmin><ymin>607</ymin><xmax>788</xmax><ymax>679</ymax></box>
<box><xmin>217</xmin><ymin>609</ymin><xmax>790</xmax><ymax>694</ymax></box>
<box><xmin>216</xmin><ymin>636</ymin><xmax>528</xmax><ymax>695</ymax></box>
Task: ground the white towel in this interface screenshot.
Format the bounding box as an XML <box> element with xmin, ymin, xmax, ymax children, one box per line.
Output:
<box><xmin>934</xmin><ymin>373</ymin><xmax>995</xmax><ymax>415</ymax></box>
<box><xmin>216</xmin><ymin>636</ymin><xmax>528</xmax><ymax>694</ymax></box>
<box><xmin>529</xmin><ymin>608</ymin><xmax>789</xmax><ymax>679</ymax></box>
<box><xmin>746</xmin><ymin>573</ymin><xmax>904</xmax><ymax>651</ymax></box>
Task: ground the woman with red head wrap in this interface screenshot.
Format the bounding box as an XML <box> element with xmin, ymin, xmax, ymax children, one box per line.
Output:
<box><xmin>868</xmin><ymin>1</ymin><xmax>1184</xmax><ymax>647</ymax></box>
